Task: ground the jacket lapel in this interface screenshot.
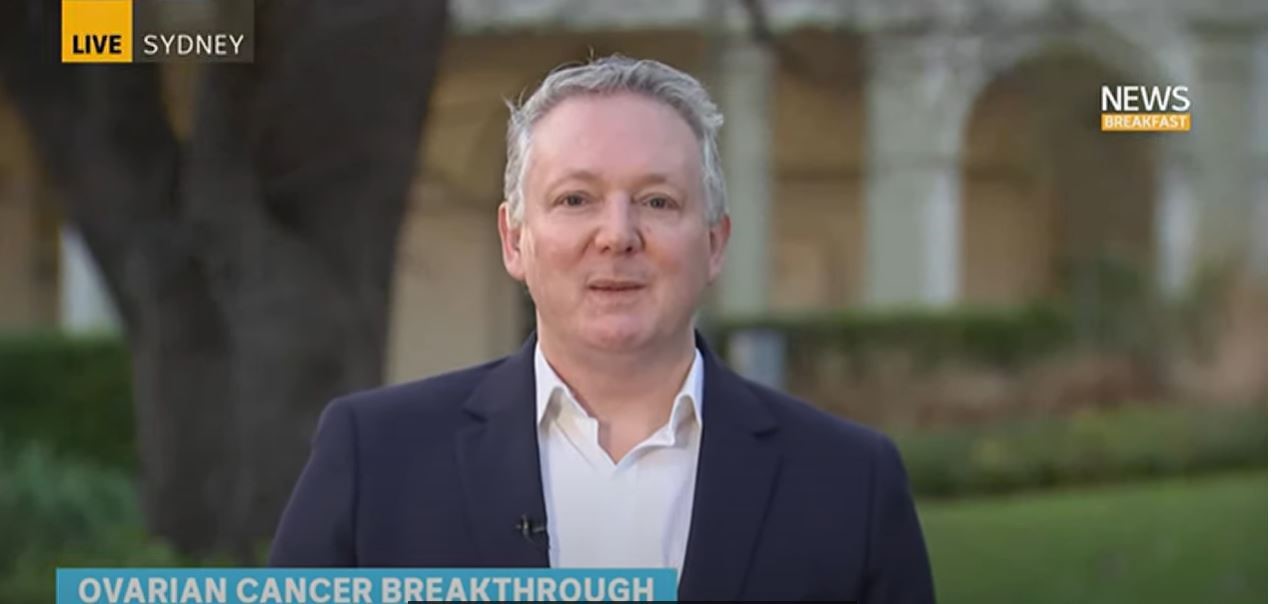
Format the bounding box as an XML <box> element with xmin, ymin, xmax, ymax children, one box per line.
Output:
<box><xmin>451</xmin><ymin>331</ymin><xmax>783</xmax><ymax>591</ymax></box>
<box><xmin>454</xmin><ymin>336</ymin><xmax>550</xmax><ymax>568</ymax></box>
<box><xmin>678</xmin><ymin>338</ymin><xmax>782</xmax><ymax>601</ymax></box>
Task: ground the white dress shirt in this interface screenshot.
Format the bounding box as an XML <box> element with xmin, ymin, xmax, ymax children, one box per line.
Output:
<box><xmin>534</xmin><ymin>343</ymin><xmax>704</xmax><ymax>577</ymax></box>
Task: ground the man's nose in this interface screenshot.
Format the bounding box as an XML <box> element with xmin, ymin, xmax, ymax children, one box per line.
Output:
<box><xmin>594</xmin><ymin>196</ymin><xmax>642</xmax><ymax>254</ymax></box>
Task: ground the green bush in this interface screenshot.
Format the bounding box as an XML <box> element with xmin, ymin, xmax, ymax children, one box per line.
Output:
<box><xmin>0</xmin><ymin>331</ymin><xmax>134</xmax><ymax>469</ymax></box>
<box><xmin>898</xmin><ymin>404</ymin><xmax>1268</xmax><ymax>498</ymax></box>
<box><xmin>711</xmin><ymin>303</ymin><xmax>1077</xmax><ymax>367</ymax></box>
<box><xmin>0</xmin><ymin>437</ymin><xmax>199</xmax><ymax>604</ymax></box>
<box><xmin>0</xmin><ymin>529</ymin><xmax>192</xmax><ymax>604</ymax></box>
<box><xmin>0</xmin><ymin>437</ymin><xmax>144</xmax><ymax>569</ymax></box>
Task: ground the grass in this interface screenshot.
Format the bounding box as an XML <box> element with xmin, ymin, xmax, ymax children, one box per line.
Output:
<box><xmin>919</xmin><ymin>471</ymin><xmax>1268</xmax><ymax>604</ymax></box>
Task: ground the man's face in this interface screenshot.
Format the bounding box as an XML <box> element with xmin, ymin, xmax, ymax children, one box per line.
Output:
<box><xmin>498</xmin><ymin>92</ymin><xmax>730</xmax><ymax>353</ymax></box>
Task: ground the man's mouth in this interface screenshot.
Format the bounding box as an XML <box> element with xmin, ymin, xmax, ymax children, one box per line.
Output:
<box><xmin>587</xmin><ymin>279</ymin><xmax>645</xmax><ymax>292</ymax></box>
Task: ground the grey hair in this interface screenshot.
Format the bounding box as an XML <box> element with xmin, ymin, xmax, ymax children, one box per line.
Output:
<box><xmin>503</xmin><ymin>55</ymin><xmax>727</xmax><ymax>225</ymax></box>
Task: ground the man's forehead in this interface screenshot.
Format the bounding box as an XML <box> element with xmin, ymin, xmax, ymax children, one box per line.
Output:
<box><xmin>533</xmin><ymin>94</ymin><xmax>694</xmax><ymax>145</ymax></box>
<box><xmin>525</xmin><ymin>148</ymin><xmax>700</xmax><ymax>192</ymax></box>
<box><xmin>526</xmin><ymin>94</ymin><xmax>700</xmax><ymax>183</ymax></box>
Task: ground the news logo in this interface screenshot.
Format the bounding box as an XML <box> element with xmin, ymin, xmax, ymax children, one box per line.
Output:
<box><xmin>61</xmin><ymin>0</ymin><xmax>253</xmax><ymax>63</ymax></box>
<box><xmin>1100</xmin><ymin>85</ymin><xmax>1192</xmax><ymax>132</ymax></box>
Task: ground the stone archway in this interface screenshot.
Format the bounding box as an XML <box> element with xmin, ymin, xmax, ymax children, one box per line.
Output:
<box><xmin>959</xmin><ymin>50</ymin><xmax>1159</xmax><ymax>306</ymax></box>
<box><xmin>0</xmin><ymin>91</ymin><xmax>61</xmax><ymax>329</ymax></box>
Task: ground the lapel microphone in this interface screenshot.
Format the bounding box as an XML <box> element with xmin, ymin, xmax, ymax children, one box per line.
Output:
<box><xmin>516</xmin><ymin>514</ymin><xmax>549</xmax><ymax>550</ymax></box>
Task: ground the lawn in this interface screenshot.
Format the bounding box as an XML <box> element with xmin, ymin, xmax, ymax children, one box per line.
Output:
<box><xmin>920</xmin><ymin>471</ymin><xmax>1267</xmax><ymax>604</ymax></box>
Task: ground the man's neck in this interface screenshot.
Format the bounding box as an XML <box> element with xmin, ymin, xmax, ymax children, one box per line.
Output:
<box><xmin>538</xmin><ymin>329</ymin><xmax>697</xmax><ymax>458</ymax></box>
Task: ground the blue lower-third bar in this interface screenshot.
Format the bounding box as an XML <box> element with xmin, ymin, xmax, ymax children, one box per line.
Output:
<box><xmin>56</xmin><ymin>568</ymin><xmax>678</xmax><ymax>603</ymax></box>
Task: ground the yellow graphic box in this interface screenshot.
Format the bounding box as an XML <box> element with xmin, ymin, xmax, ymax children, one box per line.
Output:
<box><xmin>62</xmin><ymin>0</ymin><xmax>133</xmax><ymax>63</ymax></box>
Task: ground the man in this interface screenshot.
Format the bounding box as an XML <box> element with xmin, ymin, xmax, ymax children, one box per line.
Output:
<box><xmin>270</xmin><ymin>55</ymin><xmax>936</xmax><ymax>603</ymax></box>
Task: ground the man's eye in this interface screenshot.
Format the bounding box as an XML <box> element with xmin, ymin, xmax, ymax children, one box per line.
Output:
<box><xmin>646</xmin><ymin>196</ymin><xmax>674</xmax><ymax>210</ymax></box>
<box><xmin>560</xmin><ymin>194</ymin><xmax>586</xmax><ymax>207</ymax></box>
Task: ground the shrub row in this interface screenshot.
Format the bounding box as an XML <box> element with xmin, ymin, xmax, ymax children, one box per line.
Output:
<box><xmin>0</xmin><ymin>436</ymin><xmax>186</xmax><ymax>604</ymax></box>
<box><xmin>896</xmin><ymin>403</ymin><xmax>1267</xmax><ymax>498</ymax></box>
<box><xmin>0</xmin><ymin>401</ymin><xmax>1263</xmax><ymax>602</ymax></box>
<box><xmin>0</xmin><ymin>331</ymin><xmax>1263</xmax><ymax>504</ymax></box>
<box><xmin>0</xmin><ymin>433</ymin><xmax>264</xmax><ymax>604</ymax></box>
<box><xmin>710</xmin><ymin>303</ymin><xmax>1078</xmax><ymax>367</ymax></box>
<box><xmin>0</xmin><ymin>331</ymin><xmax>134</xmax><ymax>469</ymax></box>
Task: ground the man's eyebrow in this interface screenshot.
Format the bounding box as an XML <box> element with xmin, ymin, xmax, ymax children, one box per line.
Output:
<box><xmin>633</xmin><ymin>174</ymin><xmax>678</xmax><ymax>188</ymax></box>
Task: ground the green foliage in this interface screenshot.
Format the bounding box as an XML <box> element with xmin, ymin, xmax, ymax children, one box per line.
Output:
<box><xmin>0</xmin><ymin>396</ymin><xmax>1264</xmax><ymax>604</ymax></box>
<box><xmin>921</xmin><ymin>471</ymin><xmax>1267</xmax><ymax>604</ymax></box>
<box><xmin>1053</xmin><ymin>252</ymin><xmax>1157</xmax><ymax>346</ymax></box>
<box><xmin>0</xmin><ymin>438</ymin><xmax>141</xmax><ymax>568</ymax></box>
<box><xmin>711</xmin><ymin>303</ymin><xmax>1077</xmax><ymax>367</ymax></box>
<box><xmin>0</xmin><ymin>437</ymin><xmax>203</xmax><ymax>604</ymax></box>
<box><xmin>0</xmin><ymin>331</ymin><xmax>134</xmax><ymax>469</ymax></box>
<box><xmin>0</xmin><ymin>530</ymin><xmax>191</xmax><ymax>604</ymax></box>
<box><xmin>898</xmin><ymin>404</ymin><xmax>1267</xmax><ymax>498</ymax></box>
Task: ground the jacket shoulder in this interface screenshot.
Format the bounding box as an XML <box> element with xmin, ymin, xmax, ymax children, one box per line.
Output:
<box><xmin>327</xmin><ymin>356</ymin><xmax>506</xmax><ymax>425</ymax></box>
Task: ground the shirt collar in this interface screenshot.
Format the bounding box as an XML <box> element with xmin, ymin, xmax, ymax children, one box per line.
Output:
<box><xmin>534</xmin><ymin>342</ymin><xmax>705</xmax><ymax>432</ymax></box>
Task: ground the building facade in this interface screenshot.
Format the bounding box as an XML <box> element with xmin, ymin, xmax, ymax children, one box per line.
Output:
<box><xmin>0</xmin><ymin>0</ymin><xmax>1265</xmax><ymax>385</ymax></box>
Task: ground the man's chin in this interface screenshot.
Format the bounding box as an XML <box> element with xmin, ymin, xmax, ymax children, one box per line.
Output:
<box><xmin>577</xmin><ymin>322</ymin><xmax>653</xmax><ymax>352</ymax></box>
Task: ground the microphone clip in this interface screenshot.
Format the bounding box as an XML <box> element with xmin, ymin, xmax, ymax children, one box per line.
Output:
<box><xmin>516</xmin><ymin>514</ymin><xmax>548</xmax><ymax>549</ymax></box>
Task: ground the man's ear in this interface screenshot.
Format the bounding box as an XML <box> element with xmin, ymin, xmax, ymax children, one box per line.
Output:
<box><xmin>498</xmin><ymin>202</ymin><xmax>526</xmax><ymax>281</ymax></box>
<box><xmin>707</xmin><ymin>214</ymin><xmax>731</xmax><ymax>283</ymax></box>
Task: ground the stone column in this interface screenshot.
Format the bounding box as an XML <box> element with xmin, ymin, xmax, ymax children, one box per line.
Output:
<box><xmin>1249</xmin><ymin>33</ymin><xmax>1267</xmax><ymax>280</ymax></box>
<box><xmin>708</xmin><ymin>7</ymin><xmax>783</xmax><ymax>388</ymax></box>
<box><xmin>862</xmin><ymin>34</ymin><xmax>972</xmax><ymax>307</ymax></box>
<box><xmin>1155</xmin><ymin>141</ymin><xmax>1200</xmax><ymax>297</ymax></box>
<box><xmin>715</xmin><ymin>35</ymin><xmax>773</xmax><ymax>318</ymax></box>
<box><xmin>1187</xmin><ymin>26</ymin><xmax>1265</xmax><ymax>279</ymax></box>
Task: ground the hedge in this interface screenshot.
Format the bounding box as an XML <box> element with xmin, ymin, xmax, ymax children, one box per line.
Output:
<box><xmin>710</xmin><ymin>303</ymin><xmax>1079</xmax><ymax>367</ymax></box>
<box><xmin>897</xmin><ymin>403</ymin><xmax>1267</xmax><ymax>498</ymax></box>
<box><xmin>0</xmin><ymin>331</ymin><xmax>134</xmax><ymax>469</ymax></box>
<box><xmin>0</xmin><ymin>438</ymin><xmax>212</xmax><ymax>604</ymax></box>
<box><xmin>0</xmin><ymin>331</ymin><xmax>1263</xmax><ymax>499</ymax></box>
<box><xmin>2</xmin><ymin>434</ymin><xmax>1262</xmax><ymax>604</ymax></box>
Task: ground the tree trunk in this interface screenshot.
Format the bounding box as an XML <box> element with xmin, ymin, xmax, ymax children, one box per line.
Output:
<box><xmin>0</xmin><ymin>0</ymin><xmax>449</xmax><ymax>557</ymax></box>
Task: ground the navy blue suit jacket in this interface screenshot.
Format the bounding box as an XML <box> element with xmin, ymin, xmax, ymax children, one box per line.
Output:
<box><xmin>270</xmin><ymin>334</ymin><xmax>935</xmax><ymax>602</ymax></box>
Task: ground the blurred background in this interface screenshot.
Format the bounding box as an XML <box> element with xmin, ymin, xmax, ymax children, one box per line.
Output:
<box><xmin>0</xmin><ymin>0</ymin><xmax>1266</xmax><ymax>602</ymax></box>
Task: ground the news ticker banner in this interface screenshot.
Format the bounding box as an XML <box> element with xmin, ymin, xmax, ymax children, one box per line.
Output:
<box><xmin>56</xmin><ymin>568</ymin><xmax>678</xmax><ymax>603</ymax></box>
<box><xmin>62</xmin><ymin>0</ymin><xmax>253</xmax><ymax>63</ymax></box>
